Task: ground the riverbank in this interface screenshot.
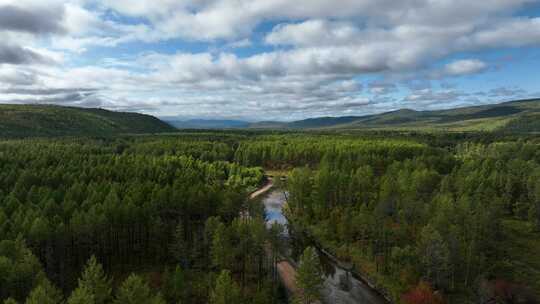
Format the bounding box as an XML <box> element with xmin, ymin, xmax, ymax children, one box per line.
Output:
<box><xmin>252</xmin><ymin>181</ymin><xmax>392</xmax><ymax>304</ymax></box>
<box><xmin>249</xmin><ymin>178</ymin><xmax>274</xmax><ymax>199</ymax></box>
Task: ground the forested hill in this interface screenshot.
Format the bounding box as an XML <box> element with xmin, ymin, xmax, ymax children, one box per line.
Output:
<box><xmin>0</xmin><ymin>104</ymin><xmax>176</xmax><ymax>137</ymax></box>
<box><xmin>164</xmin><ymin>119</ymin><xmax>250</xmax><ymax>129</ymax></box>
<box><xmin>250</xmin><ymin>98</ymin><xmax>540</xmax><ymax>132</ymax></box>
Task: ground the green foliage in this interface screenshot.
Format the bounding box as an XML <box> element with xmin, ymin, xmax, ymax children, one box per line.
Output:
<box><xmin>162</xmin><ymin>266</ymin><xmax>186</xmax><ymax>303</ymax></box>
<box><xmin>417</xmin><ymin>225</ymin><xmax>450</xmax><ymax>290</ymax></box>
<box><xmin>24</xmin><ymin>280</ymin><xmax>62</xmax><ymax>304</ymax></box>
<box><xmin>0</xmin><ymin>104</ymin><xmax>175</xmax><ymax>138</ymax></box>
<box><xmin>170</xmin><ymin>222</ymin><xmax>187</xmax><ymax>264</ymax></box>
<box><xmin>234</xmin><ymin>135</ymin><xmax>428</xmax><ymax>168</ymax></box>
<box><xmin>1</xmin><ymin>130</ymin><xmax>539</xmax><ymax>304</ymax></box>
<box><xmin>0</xmin><ymin>135</ymin><xmax>270</xmax><ymax>303</ymax></box>
<box><xmin>295</xmin><ymin>247</ymin><xmax>324</xmax><ymax>304</ymax></box>
<box><xmin>114</xmin><ymin>274</ymin><xmax>164</xmax><ymax>304</ymax></box>
<box><xmin>67</xmin><ymin>285</ymin><xmax>95</xmax><ymax>304</ymax></box>
<box><xmin>211</xmin><ymin>222</ymin><xmax>233</xmax><ymax>270</ymax></box>
<box><xmin>284</xmin><ymin>138</ymin><xmax>540</xmax><ymax>302</ymax></box>
<box><xmin>77</xmin><ymin>256</ymin><xmax>111</xmax><ymax>304</ymax></box>
<box><xmin>209</xmin><ymin>270</ymin><xmax>241</xmax><ymax>304</ymax></box>
<box><xmin>0</xmin><ymin>239</ymin><xmax>44</xmax><ymax>301</ymax></box>
<box><xmin>503</xmin><ymin>112</ymin><xmax>540</xmax><ymax>133</ymax></box>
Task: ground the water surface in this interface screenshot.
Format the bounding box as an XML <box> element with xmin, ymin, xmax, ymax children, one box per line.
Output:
<box><xmin>261</xmin><ymin>189</ymin><xmax>390</xmax><ymax>304</ymax></box>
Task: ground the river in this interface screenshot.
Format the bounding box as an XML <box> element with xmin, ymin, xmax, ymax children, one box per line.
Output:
<box><xmin>261</xmin><ymin>188</ymin><xmax>391</xmax><ymax>304</ymax></box>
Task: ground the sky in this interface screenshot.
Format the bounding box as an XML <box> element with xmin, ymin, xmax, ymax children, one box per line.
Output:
<box><xmin>1</xmin><ymin>0</ymin><xmax>540</xmax><ymax>121</ymax></box>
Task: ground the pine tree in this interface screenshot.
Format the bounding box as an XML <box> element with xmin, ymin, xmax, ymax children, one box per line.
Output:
<box><xmin>24</xmin><ymin>280</ymin><xmax>62</xmax><ymax>304</ymax></box>
<box><xmin>211</xmin><ymin>223</ymin><xmax>232</xmax><ymax>270</ymax></box>
<box><xmin>67</xmin><ymin>285</ymin><xmax>95</xmax><ymax>304</ymax></box>
<box><xmin>417</xmin><ymin>225</ymin><xmax>450</xmax><ymax>290</ymax></box>
<box><xmin>295</xmin><ymin>247</ymin><xmax>324</xmax><ymax>304</ymax></box>
<box><xmin>210</xmin><ymin>270</ymin><xmax>241</xmax><ymax>304</ymax></box>
<box><xmin>163</xmin><ymin>265</ymin><xmax>186</xmax><ymax>303</ymax></box>
<box><xmin>114</xmin><ymin>274</ymin><xmax>164</xmax><ymax>304</ymax></box>
<box><xmin>78</xmin><ymin>256</ymin><xmax>112</xmax><ymax>304</ymax></box>
<box><xmin>170</xmin><ymin>222</ymin><xmax>187</xmax><ymax>264</ymax></box>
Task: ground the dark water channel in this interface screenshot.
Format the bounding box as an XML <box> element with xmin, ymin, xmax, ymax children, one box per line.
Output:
<box><xmin>262</xmin><ymin>189</ymin><xmax>390</xmax><ymax>304</ymax></box>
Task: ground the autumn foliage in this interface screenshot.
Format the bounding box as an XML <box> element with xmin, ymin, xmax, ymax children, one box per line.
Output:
<box><xmin>402</xmin><ymin>281</ymin><xmax>445</xmax><ymax>304</ymax></box>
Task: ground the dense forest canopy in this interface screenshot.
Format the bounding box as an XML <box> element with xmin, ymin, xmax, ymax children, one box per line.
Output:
<box><xmin>0</xmin><ymin>131</ymin><xmax>539</xmax><ymax>304</ymax></box>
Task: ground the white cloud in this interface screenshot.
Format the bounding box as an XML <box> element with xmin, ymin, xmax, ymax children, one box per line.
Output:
<box><xmin>0</xmin><ymin>0</ymin><xmax>539</xmax><ymax>119</ymax></box>
<box><xmin>463</xmin><ymin>17</ymin><xmax>540</xmax><ymax>48</ymax></box>
<box><xmin>444</xmin><ymin>59</ymin><xmax>487</xmax><ymax>76</ymax></box>
<box><xmin>84</xmin><ymin>0</ymin><xmax>537</xmax><ymax>42</ymax></box>
<box><xmin>266</xmin><ymin>19</ymin><xmax>359</xmax><ymax>46</ymax></box>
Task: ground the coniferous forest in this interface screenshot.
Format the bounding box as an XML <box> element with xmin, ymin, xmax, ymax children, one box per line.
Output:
<box><xmin>0</xmin><ymin>131</ymin><xmax>539</xmax><ymax>304</ymax></box>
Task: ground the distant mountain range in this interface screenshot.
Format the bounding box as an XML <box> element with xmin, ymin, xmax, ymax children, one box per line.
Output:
<box><xmin>248</xmin><ymin>98</ymin><xmax>540</xmax><ymax>132</ymax></box>
<box><xmin>1</xmin><ymin>98</ymin><xmax>539</xmax><ymax>138</ymax></box>
<box><xmin>0</xmin><ymin>104</ymin><xmax>175</xmax><ymax>138</ymax></box>
<box><xmin>163</xmin><ymin>119</ymin><xmax>250</xmax><ymax>129</ymax></box>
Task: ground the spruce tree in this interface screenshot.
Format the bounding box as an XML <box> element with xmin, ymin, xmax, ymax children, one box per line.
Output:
<box><xmin>210</xmin><ymin>270</ymin><xmax>241</xmax><ymax>304</ymax></box>
<box><xmin>295</xmin><ymin>247</ymin><xmax>324</xmax><ymax>304</ymax></box>
<box><xmin>163</xmin><ymin>266</ymin><xmax>186</xmax><ymax>303</ymax></box>
<box><xmin>114</xmin><ymin>274</ymin><xmax>164</xmax><ymax>304</ymax></box>
<box><xmin>67</xmin><ymin>285</ymin><xmax>95</xmax><ymax>304</ymax></box>
<box><xmin>78</xmin><ymin>256</ymin><xmax>112</xmax><ymax>304</ymax></box>
<box><xmin>24</xmin><ymin>280</ymin><xmax>62</xmax><ymax>304</ymax></box>
<box><xmin>170</xmin><ymin>222</ymin><xmax>187</xmax><ymax>264</ymax></box>
<box><xmin>417</xmin><ymin>225</ymin><xmax>450</xmax><ymax>290</ymax></box>
<box><xmin>211</xmin><ymin>223</ymin><xmax>232</xmax><ymax>270</ymax></box>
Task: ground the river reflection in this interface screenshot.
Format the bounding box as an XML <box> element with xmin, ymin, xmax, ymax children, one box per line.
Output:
<box><xmin>262</xmin><ymin>189</ymin><xmax>288</xmax><ymax>228</ymax></box>
<box><xmin>261</xmin><ymin>189</ymin><xmax>390</xmax><ymax>304</ymax></box>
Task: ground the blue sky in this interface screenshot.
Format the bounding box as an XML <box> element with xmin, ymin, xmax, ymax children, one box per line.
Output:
<box><xmin>1</xmin><ymin>0</ymin><xmax>540</xmax><ymax>121</ymax></box>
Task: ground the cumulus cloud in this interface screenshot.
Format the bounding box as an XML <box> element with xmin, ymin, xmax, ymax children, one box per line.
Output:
<box><xmin>463</xmin><ymin>17</ymin><xmax>540</xmax><ymax>48</ymax></box>
<box><xmin>0</xmin><ymin>0</ymin><xmax>538</xmax><ymax>119</ymax></box>
<box><xmin>0</xmin><ymin>68</ymin><xmax>38</xmax><ymax>85</ymax></box>
<box><xmin>266</xmin><ymin>20</ymin><xmax>360</xmax><ymax>46</ymax></box>
<box><xmin>264</xmin><ymin>17</ymin><xmax>539</xmax><ymax>76</ymax></box>
<box><xmin>405</xmin><ymin>89</ymin><xmax>466</xmax><ymax>104</ymax></box>
<box><xmin>0</xmin><ymin>44</ymin><xmax>50</xmax><ymax>65</ymax></box>
<box><xmin>0</xmin><ymin>4</ymin><xmax>65</xmax><ymax>34</ymax></box>
<box><xmin>443</xmin><ymin>59</ymin><xmax>487</xmax><ymax>76</ymax></box>
<box><xmin>96</xmin><ymin>0</ymin><xmax>536</xmax><ymax>41</ymax></box>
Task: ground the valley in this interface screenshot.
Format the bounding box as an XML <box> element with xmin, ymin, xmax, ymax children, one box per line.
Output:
<box><xmin>0</xmin><ymin>106</ymin><xmax>539</xmax><ymax>304</ymax></box>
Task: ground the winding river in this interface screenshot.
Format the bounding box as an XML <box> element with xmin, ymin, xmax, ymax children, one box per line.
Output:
<box><xmin>262</xmin><ymin>188</ymin><xmax>391</xmax><ymax>304</ymax></box>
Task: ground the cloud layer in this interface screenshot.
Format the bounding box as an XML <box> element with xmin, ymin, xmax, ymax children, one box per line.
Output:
<box><xmin>0</xmin><ymin>0</ymin><xmax>539</xmax><ymax>120</ymax></box>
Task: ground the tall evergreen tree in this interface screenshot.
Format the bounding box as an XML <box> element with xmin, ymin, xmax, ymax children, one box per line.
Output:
<box><xmin>210</xmin><ymin>270</ymin><xmax>241</xmax><ymax>304</ymax></box>
<box><xmin>295</xmin><ymin>247</ymin><xmax>324</xmax><ymax>304</ymax></box>
<box><xmin>170</xmin><ymin>222</ymin><xmax>187</xmax><ymax>265</ymax></box>
<box><xmin>78</xmin><ymin>256</ymin><xmax>112</xmax><ymax>304</ymax></box>
<box><xmin>163</xmin><ymin>266</ymin><xmax>186</xmax><ymax>303</ymax></box>
<box><xmin>211</xmin><ymin>223</ymin><xmax>232</xmax><ymax>270</ymax></box>
<box><xmin>114</xmin><ymin>274</ymin><xmax>164</xmax><ymax>304</ymax></box>
<box><xmin>24</xmin><ymin>280</ymin><xmax>62</xmax><ymax>304</ymax></box>
<box><xmin>67</xmin><ymin>285</ymin><xmax>95</xmax><ymax>304</ymax></box>
<box><xmin>417</xmin><ymin>225</ymin><xmax>450</xmax><ymax>290</ymax></box>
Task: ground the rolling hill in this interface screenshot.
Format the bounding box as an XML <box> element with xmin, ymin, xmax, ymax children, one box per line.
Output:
<box><xmin>0</xmin><ymin>104</ymin><xmax>176</xmax><ymax>137</ymax></box>
<box><xmin>164</xmin><ymin>118</ymin><xmax>250</xmax><ymax>129</ymax></box>
<box><xmin>250</xmin><ymin>98</ymin><xmax>540</xmax><ymax>132</ymax></box>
